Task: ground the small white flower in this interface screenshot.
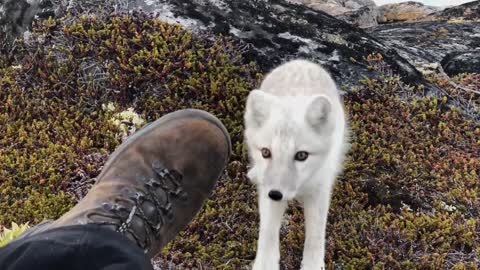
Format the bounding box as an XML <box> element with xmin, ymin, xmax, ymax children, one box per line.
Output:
<box><xmin>102</xmin><ymin>102</ymin><xmax>117</xmax><ymax>112</ymax></box>
<box><xmin>440</xmin><ymin>201</ymin><xmax>457</xmax><ymax>212</ymax></box>
<box><xmin>401</xmin><ymin>202</ymin><xmax>413</xmax><ymax>212</ymax></box>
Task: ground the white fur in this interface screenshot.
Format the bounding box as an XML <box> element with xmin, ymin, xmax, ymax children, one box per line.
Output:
<box><xmin>244</xmin><ymin>59</ymin><xmax>349</xmax><ymax>270</ymax></box>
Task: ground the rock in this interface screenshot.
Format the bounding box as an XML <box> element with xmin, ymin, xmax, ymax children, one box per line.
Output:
<box><xmin>378</xmin><ymin>1</ymin><xmax>441</xmax><ymax>23</ymax></box>
<box><xmin>288</xmin><ymin>0</ymin><xmax>379</xmax><ymax>28</ymax></box>
<box><xmin>0</xmin><ymin>0</ymin><xmax>54</xmax><ymax>42</ymax></box>
<box><xmin>337</xmin><ymin>5</ymin><xmax>378</xmax><ymax>28</ymax></box>
<box><xmin>441</xmin><ymin>51</ymin><xmax>480</xmax><ymax>76</ymax></box>
<box><xmin>435</xmin><ymin>0</ymin><xmax>480</xmax><ymax>21</ymax></box>
<box><xmin>369</xmin><ymin>21</ymin><xmax>480</xmax><ymax>76</ymax></box>
<box><xmin>146</xmin><ymin>0</ymin><xmax>424</xmax><ymax>88</ymax></box>
<box><xmin>1</xmin><ymin>0</ymin><xmax>430</xmax><ymax>91</ymax></box>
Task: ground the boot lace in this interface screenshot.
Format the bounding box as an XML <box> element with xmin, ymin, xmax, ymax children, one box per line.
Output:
<box><xmin>88</xmin><ymin>160</ymin><xmax>187</xmax><ymax>253</ymax></box>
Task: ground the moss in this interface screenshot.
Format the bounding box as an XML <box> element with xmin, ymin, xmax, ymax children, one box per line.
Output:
<box><xmin>0</xmin><ymin>13</ymin><xmax>259</xmax><ymax>225</ymax></box>
<box><xmin>426</xmin><ymin>72</ymin><xmax>480</xmax><ymax>119</ymax></box>
<box><xmin>447</xmin><ymin>18</ymin><xmax>466</xmax><ymax>24</ymax></box>
<box><xmin>154</xmin><ymin>56</ymin><xmax>479</xmax><ymax>269</ymax></box>
<box><xmin>1</xmin><ymin>12</ymin><xmax>479</xmax><ymax>270</ymax></box>
<box><xmin>325</xmin><ymin>73</ymin><xmax>479</xmax><ymax>269</ymax></box>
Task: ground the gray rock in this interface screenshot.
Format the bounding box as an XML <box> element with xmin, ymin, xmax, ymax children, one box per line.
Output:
<box><xmin>138</xmin><ymin>0</ymin><xmax>423</xmax><ymax>89</ymax></box>
<box><xmin>337</xmin><ymin>5</ymin><xmax>378</xmax><ymax>28</ymax></box>
<box><xmin>435</xmin><ymin>0</ymin><xmax>480</xmax><ymax>21</ymax></box>
<box><xmin>369</xmin><ymin>21</ymin><xmax>480</xmax><ymax>75</ymax></box>
<box><xmin>288</xmin><ymin>0</ymin><xmax>379</xmax><ymax>28</ymax></box>
<box><xmin>441</xmin><ymin>50</ymin><xmax>480</xmax><ymax>76</ymax></box>
<box><xmin>0</xmin><ymin>0</ymin><xmax>54</xmax><ymax>38</ymax></box>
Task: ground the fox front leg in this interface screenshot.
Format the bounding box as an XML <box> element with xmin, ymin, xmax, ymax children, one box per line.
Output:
<box><xmin>252</xmin><ymin>188</ymin><xmax>287</xmax><ymax>270</ymax></box>
<box><xmin>301</xmin><ymin>194</ymin><xmax>330</xmax><ymax>270</ymax></box>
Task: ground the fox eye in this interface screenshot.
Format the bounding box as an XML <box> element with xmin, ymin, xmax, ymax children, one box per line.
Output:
<box><xmin>294</xmin><ymin>151</ymin><xmax>309</xmax><ymax>161</ymax></box>
<box><xmin>261</xmin><ymin>148</ymin><xmax>271</xmax><ymax>159</ymax></box>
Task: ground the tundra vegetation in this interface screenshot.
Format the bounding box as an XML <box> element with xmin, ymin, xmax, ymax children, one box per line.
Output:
<box><xmin>0</xmin><ymin>11</ymin><xmax>479</xmax><ymax>270</ymax></box>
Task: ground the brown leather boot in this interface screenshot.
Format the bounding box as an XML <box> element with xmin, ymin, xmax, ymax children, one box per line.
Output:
<box><xmin>21</xmin><ymin>109</ymin><xmax>231</xmax><ymax>258</ymax></box>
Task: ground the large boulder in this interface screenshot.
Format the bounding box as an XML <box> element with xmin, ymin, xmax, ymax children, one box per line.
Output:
<box><xmin>441</xmin><ymin>51</ymin><xmax>480</xmax><ymax>76</ymax></box>
<box><xmin>288</xmin><ymin>0</ymin><xmax>379</xmax><ymax>28</ymax></box>
<box><xmin>336</xmin><ymin>5</ymin><xmax>378</xmax><ymax>28</ymax></box>
<box><xmin>378</xmin><ymin>1</ymin><xmax>441</xmax><ymax>23</ymax></box>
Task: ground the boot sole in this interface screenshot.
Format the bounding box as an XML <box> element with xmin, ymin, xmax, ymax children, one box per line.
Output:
<box><xmin>99</xmin><ymin>109</ymin><xmax>232</xmax><ymax>179</ymax></box>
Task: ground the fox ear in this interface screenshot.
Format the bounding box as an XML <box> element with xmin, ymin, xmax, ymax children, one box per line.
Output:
<box><xmin>245</xmin><ymin>90</ymin><xmax>272</xmax><ymax>128</ymax></box>
<box><xmin>306</xmin><ymin>95</ymin><xmax>333</xmax><ymax>132</ymax></box>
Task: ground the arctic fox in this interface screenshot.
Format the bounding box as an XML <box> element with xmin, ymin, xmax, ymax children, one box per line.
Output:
<box><xmin>244</xmin><ymin>59</ymin><xmax>349</xmax><ymax>270</ymax></box>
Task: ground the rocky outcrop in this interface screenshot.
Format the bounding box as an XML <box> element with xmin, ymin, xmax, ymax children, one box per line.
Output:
<box><xmin>288</xmin><ymin>0</ymin><xmax>379</xmax><ymax>28</ymax></box>
<box><xmin>370</xmin><ymin>21</ymin><xmax>480</xmax><ymax>75</ymax></box>
<box><xmin>1</xmin><ymin>0</ymin><xmax>426</xmax><ymax>91</ymax></box>
<box><xmin>147</xmin><ymin>0</ymin><xmax>427</xmax><ymax>87</ymax></box>
<box><xmin>378</xmin><ymin>1</ymin><xmax>441</xmax><ymax>23</ymax></box>
<box><xmin>441</xmin><ymin>51</ymin><xmax>480</xmax><ymax>76</ymax></box>
<box><xmin>436</xmin><ymin>0</ymin><xmax>480</xmax><ymax>20</ymax></box>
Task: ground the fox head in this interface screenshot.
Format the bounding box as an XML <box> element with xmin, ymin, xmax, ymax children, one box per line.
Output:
<box><xmin>244</xmin><ymin>90</ymin><xmax>337</xmax><ymax>201</ymax></box>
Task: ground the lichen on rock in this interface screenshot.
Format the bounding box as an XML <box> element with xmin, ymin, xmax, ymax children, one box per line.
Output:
<box><xmin>110</xmin><ymin>107</ymin><xmax>146</xmax><ymax>140</ymax></box>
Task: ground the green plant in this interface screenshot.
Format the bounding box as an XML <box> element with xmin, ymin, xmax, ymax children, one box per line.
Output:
<box><xmin>0</xmin><ymin>222</ymin><xmax>30</xmax><ymax>247</ymax></box>
<box><xmin>0</xmin><ymin>13</ymin><xmax>260</xmax><ymax>227</ymax></box>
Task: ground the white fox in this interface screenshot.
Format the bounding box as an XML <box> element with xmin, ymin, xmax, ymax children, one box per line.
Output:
<box><xmin>244</xmin><ymin>59</ymin><xmax>349</xmax><ymax>270</ymax></box>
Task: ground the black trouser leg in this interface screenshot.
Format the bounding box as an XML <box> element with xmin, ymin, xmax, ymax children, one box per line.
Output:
<box><xmin>0</xmin><ymin>224</ymin><xmax>154</xmax><ymax>270</ymax></box>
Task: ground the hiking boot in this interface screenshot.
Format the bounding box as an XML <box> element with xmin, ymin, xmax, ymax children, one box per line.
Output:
<box><xmin>19</xmin><ymin>109</ymin><xmax>231</xmax><ymax>258</ymax></box>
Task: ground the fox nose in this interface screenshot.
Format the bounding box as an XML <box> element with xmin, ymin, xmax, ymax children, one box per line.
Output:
<box><xmin>268</xmin><ymin>190</ymin><xmax>283</xmax><ymax>201</ymax></box>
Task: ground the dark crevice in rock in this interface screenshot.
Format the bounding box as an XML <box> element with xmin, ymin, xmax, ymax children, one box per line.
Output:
<box><xmin>441</xmin><ymin>50</ymin><xmax>480</xmax><ymax>76</ymax></box>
